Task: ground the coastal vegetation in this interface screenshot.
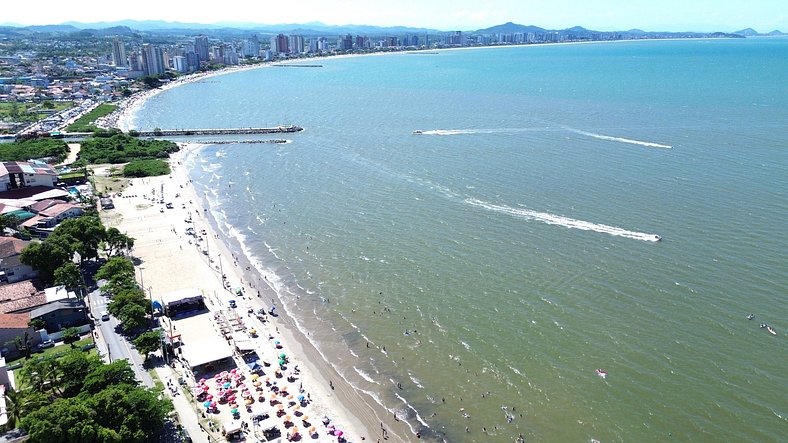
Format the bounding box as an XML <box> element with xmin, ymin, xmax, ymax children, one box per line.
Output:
<box><xmin>65</xmin><ymin>103</ymin><xmax>117</xmax><ymax>132</ymax></box>
<box><xmin>97</xmin><ymin>256</ymin><xmax>150</xmax><ymax>334</ymax></box>
<box><xmin>77</xmin><ymin>133</ymin><xmax>178</xmax><ymax>164</ymax></box>
<box><xmin>122</xmin><ymin>158</ymin><xmax>171</xmax><ymax>177</ymax></box>
<box><xmin>0</xmin><ymin>138</ymin><xmax>69</xmax><ymax>163</ymax></box>
<box><xmin>8</xmin><ymin>353</ymin><xmax>171</xmax><ymax>441</ymax></box>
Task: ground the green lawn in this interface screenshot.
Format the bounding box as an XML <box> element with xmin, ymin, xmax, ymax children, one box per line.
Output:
<box><xmin>0</xmin><ymin>101</ymin><xmax>72</xmax><ymax>121</ymax></box>
<box><xmin>66</xmin><ymin>104</ymin><xmax>117</xmax><ymax>132</ymax></box>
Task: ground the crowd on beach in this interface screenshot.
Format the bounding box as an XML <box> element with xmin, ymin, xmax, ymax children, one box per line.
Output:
<box><xmin>102</xmin><ymin>148</ymin><xmax>406</xmax><ymax>443</ymax></box>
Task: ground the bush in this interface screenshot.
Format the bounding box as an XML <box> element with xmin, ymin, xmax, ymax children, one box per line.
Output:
<box><xmin>123</xmin><ymin>159</ymin><xmax>171</xmax><ymax>177</ymax></box>
<box><xmin>0</xmin><ymin>138</ymin><xmax>69</xmax><ymax>162</ymax></box>
<box><xmin>79</xmin><ymin>133</ymin><xmax>179</xmax><ymax>164</ymax></box>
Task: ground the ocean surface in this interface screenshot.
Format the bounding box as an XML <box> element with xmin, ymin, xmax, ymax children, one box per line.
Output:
<box><xmin>128</xmin><ymin>38</ymin><xmax>787</xmax><ymax>442</ymax></box>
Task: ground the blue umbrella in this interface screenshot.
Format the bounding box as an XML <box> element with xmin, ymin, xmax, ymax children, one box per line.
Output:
<box><xmin>223</xmin><ymin>382</ymin><xmax>231</xmax><ymax>388</ymax></box>
<box><xmin>203</xmin><ymin>401</ymin><xmax>211</xmax><ymax>408</ymax></box>
<box><xmin>298</xmin><ymin>395</ymin><xmax>305</xmax><ymax>401</ymax></box>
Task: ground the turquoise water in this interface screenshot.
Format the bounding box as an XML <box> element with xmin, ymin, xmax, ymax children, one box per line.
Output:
<box><xmin>131</xmin><ymin>38</ymin><xmax>787</xmax><ymax>442</ymax></box>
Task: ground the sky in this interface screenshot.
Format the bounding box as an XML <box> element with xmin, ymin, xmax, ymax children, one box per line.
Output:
<box><xmin>3</xmin><ymin>0</ymin><xmax>787</xmax><ymax>32</ymax></box>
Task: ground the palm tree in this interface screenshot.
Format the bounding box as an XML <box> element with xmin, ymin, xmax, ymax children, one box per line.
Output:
<box><xmin>2</xmin><ymin>382</ymin><xmax>47</xmax><ymax>429</ymax></box>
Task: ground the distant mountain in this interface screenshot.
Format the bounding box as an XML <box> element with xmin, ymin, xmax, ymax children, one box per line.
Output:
<box><xmin>62</xmin><ymin>20</ymin><xmax>225</xmax><ymax>31</ymax></box>
<box><xmin>734</xmin><ymin>28</ymin><xmax>759</xmax><ymax>36</ymax></box>
<box><xmin>627</xmin><ymin>29</ymin><xmax>647</xmax><ymax>34</ymax></box>
<box><xmin>475</xmin><ymin>22</ymin><xmax>546</xmax><ymax>34</ymax></box>
<box><xmin>767</xmin><ymin>30</ymin><xmax>785</xmax><ymax>35</ymax></box>
<box><xmin>26</xmin><ymin>24</ymin><xmax>80</xmax><ymax>32</ymax></box>
<box><xmin>55</xmin><ymin>20</ymin><xmax>438</xmax><ymax>36</ymax></box>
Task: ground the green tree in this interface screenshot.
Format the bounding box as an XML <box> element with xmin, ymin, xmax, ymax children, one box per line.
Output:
<box><xmin>58</xmin><ymin>349</ymin><xmax>101</xmax><ymax>398</ymax></box>
<box><xmin>95</xmin><ymin>256</ymin><xmax>135</xmax><ymax>283</ymax></box>
<box><xmin>132</xmin><ymin>330</ymin><xmax>161</xmax><ymax>361</ymax></box>
<box><xmin>42</xmin><ymin>100</ymin><xmax>55</xmax><ymax>109</ymax></box>
<box><xmin>81</xmin><ymin>360</ymin><xmax>137</xmax><ymax>395</ymax></box>
<box><xmin>24</xmin><ymin>355</ymin><xmax>64</xmax><ymax>397</ymax></box>
<box><xmin>54</xmin><ymin>262</ymin><xmax>82</xmax><ymax>290</ymax></box>
<box><xmin>20</xmin><ymin>235</ymin><xmax>76</xmax><ymax>283</ymax></box>
<box><xmin>0</xmin><ymin>213</ymin><xmax>18</xmax><ymax>232</ymax></box>
<box><xmin>117</xmin><ymin>303</ymin><xmax>147</xmax><ymax>334</ymax></box>
<box><xmin>51</xmin><ymin>217</ymin><xmax>105</xmax><ymax>262</ymax></box>
<box><xmin>102</xmin><ymin>228</ymin><xmax>135</xmax><ymax>257</ymax></box>
<box><xmin>107</xmin><ymin>287</ymin><xmax>146</xmax><ymax>317</ymax></box>
<box><xmin>28</xmin><ymin>318</ymin><xmax>47</xmax><ymax>331</ymax></box>
<box><xmin>62</xmin><ymin>326</ymin><xmax>81</xmax><ymax>345</ymax></box>
<box><xmin>2</xmin><ymin>383</ymin><xmax>48</xmax><ymax>430</ymax></box>
<box><xmin>89</xmin><ymin>384</ymin><xmax>171</xmax><ymax>441</ymax></box>
<box><xmin>6</xmin><ymin>331</ymin><xmax>34</xmax><ymax>359</ymax></box>
<box><xmin>21</xmin><ymin>397</ymin><xmax>101</xmax><ymax>443</ymax></box>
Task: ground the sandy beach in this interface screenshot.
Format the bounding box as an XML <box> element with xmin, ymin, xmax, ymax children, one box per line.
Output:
<box><xmin>99</xmin><ymin>143</ymin><xmax>415</xmax><ymax>442</ymax></box>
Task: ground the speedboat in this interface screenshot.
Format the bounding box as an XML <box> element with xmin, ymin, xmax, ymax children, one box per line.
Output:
<box><xmin>767</xmin><ymin>326</ymin><xmax>777</xmax><ymax>336</ymax></box>
<box><xmin>595</xmin><ymin>369</ymin><xmax>608</xmax><ymax>379</ymax></box>
<box><xmin>412</xmin><ymin>130</ymin><xmax>423</xmax><ymax>134</ymax></box>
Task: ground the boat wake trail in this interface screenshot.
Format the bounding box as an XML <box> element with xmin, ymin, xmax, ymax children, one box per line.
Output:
<box><xmin>565</xmin><ymin>127</ymin><xmax>672</xmax><ymax>149</ymax></box>
<box><xmin>414</xmin><ymin>127</ymin><xmax>553</xmax><ymax>136</ymax></box>
<box><xmin>465</xmin><ymin>198</ymin><xmax>662</xmax><ymax>242</ymax></box>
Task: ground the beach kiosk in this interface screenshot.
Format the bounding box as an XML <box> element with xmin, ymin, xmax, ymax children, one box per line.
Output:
<box><xmin>181</xmin><ymin>336</ymin><xmax>234</xmax><ymax>377</ymax></box>
<box><xmin>161</xmin><ymin>288</ymin><xmax>205</xmax><ymax>317</ymax></box>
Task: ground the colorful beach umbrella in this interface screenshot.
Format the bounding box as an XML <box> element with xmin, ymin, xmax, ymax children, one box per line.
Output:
<box><xmin>203</xmin><ymin>401</ymin><xmax>211</xmax><ymax>408</ymax></box>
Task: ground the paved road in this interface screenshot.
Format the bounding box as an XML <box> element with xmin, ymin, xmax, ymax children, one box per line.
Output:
<box><xmin>87</xmin><ymin>288</ymin><xmax>153</xmax><ymax>387</ymax></box>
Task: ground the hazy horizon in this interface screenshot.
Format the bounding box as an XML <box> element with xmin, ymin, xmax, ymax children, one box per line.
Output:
<box><xmin>2</xmin><ymin>0</ymin><xmax>786</xmax><ymax>33</ymax></box>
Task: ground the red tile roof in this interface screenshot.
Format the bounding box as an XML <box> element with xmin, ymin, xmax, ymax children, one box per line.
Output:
<box><xmin>0</xmin><ymin>236</ymin><xmax>28</xmax><ymax>259</ymax></box>
<box><xmin>0</xmin><ymin>280</ymin><xmax>46</xmax><ymax>314</ymax></box>
<box><xmin>0</xmin><ymin>312</ymin><xmax>31</xmax><ymax>329</ymax></box>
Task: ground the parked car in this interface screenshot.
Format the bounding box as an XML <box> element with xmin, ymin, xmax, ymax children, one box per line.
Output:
<box><xmin>39</xmin><ymin>339</ymin><xmax>55</xmax><ymax>349</ymax></box>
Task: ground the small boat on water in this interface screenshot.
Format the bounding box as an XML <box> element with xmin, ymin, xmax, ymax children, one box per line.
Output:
<box><xmin>595</xmin><ymin>369</ymin><xmax>608</xmax><ymax>379</ymax></box>
<box><xmin>412</xmin><ymin>130</ymin><xmax>423</xmax><ymax>134</ymax></box>
<box><xmin>767</xmin><ymin>326</ymin><xmax>777</xmax><ymax>336</ymax></box>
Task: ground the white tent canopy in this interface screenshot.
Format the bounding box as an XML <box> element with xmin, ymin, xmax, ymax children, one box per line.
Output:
<box><xmin>181</xmin><ymin>337</ymin><xmax>232</xmax><ymax>368</ymax></box>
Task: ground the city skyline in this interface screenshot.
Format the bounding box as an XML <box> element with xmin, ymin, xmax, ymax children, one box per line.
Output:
<box><xmin>2</xmin><ymin>0</ymin><xmax>787</xmax><ymax>33</ymax></box>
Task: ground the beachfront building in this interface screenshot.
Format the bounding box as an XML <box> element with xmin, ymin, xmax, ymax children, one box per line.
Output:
<box><xmin>242</xmin><ymin>36</ymin><xmax>261</xmax><ymax>58</ymax></box>
<box><xmin>111</xmin><ymin>39</ymin><xmax>128</xmax><ymax>67</ymax></box>
<box><xmin>0</xmin><ymin>161</ymin><xmax>58</xmax><ymax>191</ymax></box>
<box><xmin>141</xmin><ymin>44</ymin><xmax>166</xmax><ymax>76</ymax></box>
<box><xmin>288</xmin><ymin>35</ymin><xmax>305</xmax><ymax>54</ymax></box>
<box><xmin>194</xmin><ymin>36</ymin><xmax>210</xmax><ymax>63</ymax></box>
<box><xmin>271</xmin><ymin>34</ymin><xmax>289</xmax><ymax>55</ymax></box>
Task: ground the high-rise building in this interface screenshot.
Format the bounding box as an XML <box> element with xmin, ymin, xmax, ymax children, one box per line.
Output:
<box><xmin>172</xmin><ymin>56</ymin><xmax>188</xmax><ymax>73</ymax></box>
<box><xmin>288</xmin><ymin>35</ymin><xmax>304</xmax><ymax>54</ymax></box>
<box><xmin>111</xmin><ymin>39</ymin><xmax>128</xmax><ymax>67</ymax></box>
<box><xmin>128</xmin><ymin>51</ymin><xmax>142</xmax><ymax>71</ymax></box>
<box><xmin>186</xmin><ymin>51</ymin><xmax>200</xmax><ymax>72</ymax></box>
<box><xmin>271</xmin><ymin>34</ymin><xmax>289</xmax><ymax>54</ymax></box>
<box><xmin>141</xmin><ymin>44</ymin><xmax>165</xmax><ymax>76</ymax></box>
<box><xmin>194</xmin><ymin>36</ymin><xmax>210</xmax><ymax>63</ymax></box>
<box><xmin>242</xmin><ymin>35</ymin><xmax>260</xmax><ymax>57</ymax></box>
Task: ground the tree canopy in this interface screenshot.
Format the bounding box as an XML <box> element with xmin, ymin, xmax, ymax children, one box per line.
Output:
<box><xmin>132</xmin><ymin>330</ymin><xmax>161</xmax><ymax>361</ymax></box>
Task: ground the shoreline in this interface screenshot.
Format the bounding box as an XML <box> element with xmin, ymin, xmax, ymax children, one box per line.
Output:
<box><xmin>104</xmin><ymin>36</ymin><xmax>719</xmax><ymax>133</ymax></box>
<box><xmin>100</xmin><ymin>142</ymin><xmax>415</xmax><ymax>442</ymax></box>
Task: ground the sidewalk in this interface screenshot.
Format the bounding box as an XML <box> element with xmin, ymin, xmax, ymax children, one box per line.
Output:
<box><xmin>156</xmin><ymin>362</ymin><xmax>212</xmax><ymax>443</ymax></box>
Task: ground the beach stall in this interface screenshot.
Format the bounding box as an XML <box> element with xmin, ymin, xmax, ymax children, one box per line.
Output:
<box><xmin>161</xmin><ymin>287</ymin><xmax>205</xmax><ymax>317</ymax></box>
<box><xmin>181</xmin><ymin>336</ymin><xmax>235</xmax><ymax>377</ymax></box>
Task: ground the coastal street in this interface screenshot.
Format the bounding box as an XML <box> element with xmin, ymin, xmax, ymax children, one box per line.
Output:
<box><xmin>88</xmin><ymin>288</ymin><xmax>153</xmax><ymax>387</ymax></box>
